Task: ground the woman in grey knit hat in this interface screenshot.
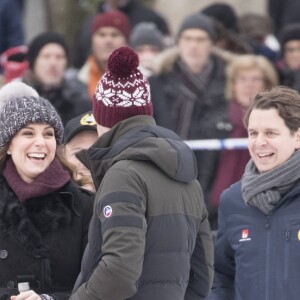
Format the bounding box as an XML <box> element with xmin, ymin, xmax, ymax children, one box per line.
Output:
<box><xmin>0</xmin><ymin>82</ymin><xmax>94</xmax><ymax>300</ymax></box>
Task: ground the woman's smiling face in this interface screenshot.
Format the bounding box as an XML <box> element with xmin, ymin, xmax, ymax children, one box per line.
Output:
<box><xmin>247</xmin><ymin>108</ymin><xmax>300</xmax><ymax>172</ymax></box>
<box><xmin>8</xmin><ymin>123</ymin><xmax>57</xmax><ymax>183</ymax></box>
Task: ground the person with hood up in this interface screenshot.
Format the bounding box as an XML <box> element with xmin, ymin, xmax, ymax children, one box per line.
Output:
<box><xmin>70</xmin><ymin>46</ymin><xmax>214</xmax><ymax>300</ymax></box>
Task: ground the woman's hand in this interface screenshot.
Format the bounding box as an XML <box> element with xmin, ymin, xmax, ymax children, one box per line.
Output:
<box><xmin>10</xmin><ymin>290</ymin><xmax>41</xmax><ymax>300</ymax></box>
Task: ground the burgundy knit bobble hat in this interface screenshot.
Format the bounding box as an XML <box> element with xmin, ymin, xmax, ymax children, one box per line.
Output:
<box><xmin>93</xmin><ymin>46</ymin><xmax>153</xmax><ymax>128</ymax></box>
<box><xmin>91</xmin><ymin>11</ymin><xmax>130</xmax><ymax>41</ymax></box>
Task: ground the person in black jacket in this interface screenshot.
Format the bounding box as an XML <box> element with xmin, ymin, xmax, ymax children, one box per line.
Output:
<box><xmin>149</xmin><ymin>13</ymin><xmax>229</xmax><ymax>205</ymax></box>
<box><xmin>22</xmin><ymin>32</ymin><xmax>92</xmax><ymax>125</ymax></box>
<box><xmin>0</xmin><ymin>82</ymin><xmax>94</xmax><ymax>300</ymax></box>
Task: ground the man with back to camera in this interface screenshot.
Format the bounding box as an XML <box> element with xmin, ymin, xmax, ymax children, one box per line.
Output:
<box><xmin>70</xmin><ymin>46</ymin><xmax>214</xmax><ymax>300</ymax></box>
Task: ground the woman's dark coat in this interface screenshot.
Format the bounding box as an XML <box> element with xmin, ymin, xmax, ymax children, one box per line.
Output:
<box><xmin>0</xmin><ymin>177</ymin><xmax>94</xmax><ymax>300</ymax></box>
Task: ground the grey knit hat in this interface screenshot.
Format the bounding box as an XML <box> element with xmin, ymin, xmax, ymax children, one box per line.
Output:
<box><xmin>177</xmin><ymin>13</ymin><xmax>216</xmax><ymax>41</ymax></box>
<box><xmin>0</xmin><ymin>82</ymin><xmax>63</xmax><ymax>147</ymax></box>
<box><xmin>130</xmin><ymin>22</ymin><xmax>164</xmax><ymax>50</ymax></box>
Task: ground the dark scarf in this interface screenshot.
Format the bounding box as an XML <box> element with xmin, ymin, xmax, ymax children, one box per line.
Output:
<box><xmin>176</xmin><ymin>57</ymin><xmax>213</xmax><ymax>96</ymax></box>
<box><xmin>242</xmin><ymin>150</ymin><xmax>300</xmax><ymax>215</ymax></box>
<box><xmin>3</xmin><ymin>158</ymin><xmax>70</xmax><ymax>202</ymax></box>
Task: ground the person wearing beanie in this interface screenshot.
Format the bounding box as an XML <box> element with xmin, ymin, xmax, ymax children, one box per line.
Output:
<box><xmin>63</xmin><ymin>111</ymin><xmax>98</xmax><ymax>192</ymax></box>
<box><xmin>21</xmin><ymin>32</ymin><xmax>91</xmax><ymax>125</ymax></box>
<box><xmin>201</xmin><ymin>3</ymin><xmax>253</xmax><ymax>55</ymax></box>
<box><xmin>70</xmin><ymin>47</ymin><xmax>213</xmax><ymax>300</ymax></box>
<box><xmin>279</xmin><ymin>23</ymin><xmax>300</xmax><ymax>70</ymax></box>
<box><xmin>130</xmin><ymin>22</ymin><xmax>165</xmax><ymax>78</ymax></box>
<box><xmin>201</xmin><ymin>2</ymin><xmax>239</xmax><ymax>33</ymax></box>
<box><xmin>0</xmin><ymin>82</ymin><xmax>94</xmax><ymax>300</ymax></box>
<box><xmin>148</xmin><ymin>12</ymin><xmax>228</xmax><ymax>219</ymax></box>
<box><xmin>98</xmin><ymin>0</ymin><xmax>170</xmax><ymax>36</ymax></box>
<box><xmin>27</xmin><ymin>32</ymin><xmax>69</xmax><ymax>71</ymax></box>
<box><xmin>72</xmin><ymin>0</ymin><xmax>171</xmax><ymax>71</ymax></box>
<box><xmin>275</xmin><ymin>23</ymin><xmax>300</xmax><ymax>94</ymax></box>
<box><xmin>177</xmin><ymin>12</ymin><xmax>217</xmax><ymax>42</ymax></box>
<box><xmin>78</xmin><ymin>11</ymin><xmax>130</xmax><ymax>99</ymax></box>
<box><xmin>239</xmin><ymin>13</ymin><xmax>279</xmax><ymax>63</ymax></box>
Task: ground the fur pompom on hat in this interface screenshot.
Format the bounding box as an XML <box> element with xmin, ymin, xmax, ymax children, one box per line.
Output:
<box><xmin>0</xmin><ymin>82</ymin><xmax>38</xmax><ymax>110</ymax></box>
<box><xmin>0</xmin><ymin>82</ymin><xmax>63</xmax><ymax>147</ymax></box>
<box><xmin>93</xmin><ymin>46</ymin><xmax>153</xmax><ymax>128</ymax></box>
<box><xmin>91</xmin><ymin>11</ymin><xmax>130</xmax><ymax>41</ymax></box>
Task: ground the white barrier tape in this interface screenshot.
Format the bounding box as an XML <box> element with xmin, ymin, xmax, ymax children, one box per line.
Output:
<box><xmin>184</xmin><ymin>138</ymin><xmax>248</xmax><ymax>150</ymax></box>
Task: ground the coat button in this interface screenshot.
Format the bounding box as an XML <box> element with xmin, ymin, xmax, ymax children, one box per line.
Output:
<box><xmin>0</xmin><ymin>250</ymin><xmax>8</xmax><ymax>259</ymax></box>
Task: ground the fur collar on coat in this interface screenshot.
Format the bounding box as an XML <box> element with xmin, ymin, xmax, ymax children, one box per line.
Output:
<box><xmin>0</xmin><ymin>177</ymin><xmax>74</xmax><ymax>258</ymax></box>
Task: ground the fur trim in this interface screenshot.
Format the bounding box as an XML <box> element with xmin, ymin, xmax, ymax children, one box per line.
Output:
<box><xmin>0</xmin><ymin>177</ymin><xmax>73</xmax><ymax>257</ymax></box>
<box><xmin>152</xmin><ymin>46</ymin><xmax>237</xmax><ymax>75</ymax></box>
<box><xmin>152</xmin><ymin>46</ymin><xmax>180</xmax><ymax>75</ymax></box>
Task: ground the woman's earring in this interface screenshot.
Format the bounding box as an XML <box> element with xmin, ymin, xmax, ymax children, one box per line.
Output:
<box><xmin>7</xmin><ymin>149</ymin><xmax>11</xmax><ymax>155</ymax></box>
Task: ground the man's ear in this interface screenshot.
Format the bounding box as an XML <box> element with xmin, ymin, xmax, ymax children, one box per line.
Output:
<box><xmin>295</xmin><ymin>128</ymin><xmax>300</xmax><ymax>149</ymax></box>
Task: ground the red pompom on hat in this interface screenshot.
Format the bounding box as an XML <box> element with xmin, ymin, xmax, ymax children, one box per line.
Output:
<box><xmin>93</xmin><ymin>47</ymin><xmax>153</xmax><ymax>128</ymax></box>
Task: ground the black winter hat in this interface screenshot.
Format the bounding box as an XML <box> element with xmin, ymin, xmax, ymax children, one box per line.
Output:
<box><xmin>27</xmin><ymin>32</ymin><xmax>68</xmax><ymax>70</ymax></box>
<box><xmin>201</xmin><ymin>3</ymin><xmax>239</xmax><ymax>33</ymax></box>
<box><xmin>279</xmin><ymin>23</ymin><xmax>300</xmax><ymax>49</ymax></box>
<box><xmin>177</xmin><ymin>13</ymin><xmax>216</xmax><ymax>41</ymax></box>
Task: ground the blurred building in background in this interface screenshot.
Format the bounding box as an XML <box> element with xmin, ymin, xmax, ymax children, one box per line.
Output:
<box><xmin>22</xmin><ymin>0</ymin><xmax>268</xmax><ymax>55</ymax></box>
<box><xmin>154</xmin><ymin>0</ymin><xmax>267</xmax><ymax>35</ymax></box>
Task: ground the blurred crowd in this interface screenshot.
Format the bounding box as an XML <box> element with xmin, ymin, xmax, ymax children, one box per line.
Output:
<box><xmin>2</xmin><ymin>0</ymin><xmax>300</xmax><ymax>229</ymax></box>
<box><xmin>2</xmin><ymin>0</ymin><xmax>300</xmax><ymax>228</ymax></box>
<box><xmin>1</xmin><ymin>0</ymin><xmax>300</xmax><ymax>299</ymax></box>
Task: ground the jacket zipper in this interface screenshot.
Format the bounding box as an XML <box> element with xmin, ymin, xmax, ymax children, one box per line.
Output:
<box><xmin>265</xmin><ymin>215</ymin><xmax>271</xmax><ymax>300</ymax></box>
<box><xmin>284</xmin><ymin>229</ymin><xmax>290</xmax><ymax>281</ymax></box>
